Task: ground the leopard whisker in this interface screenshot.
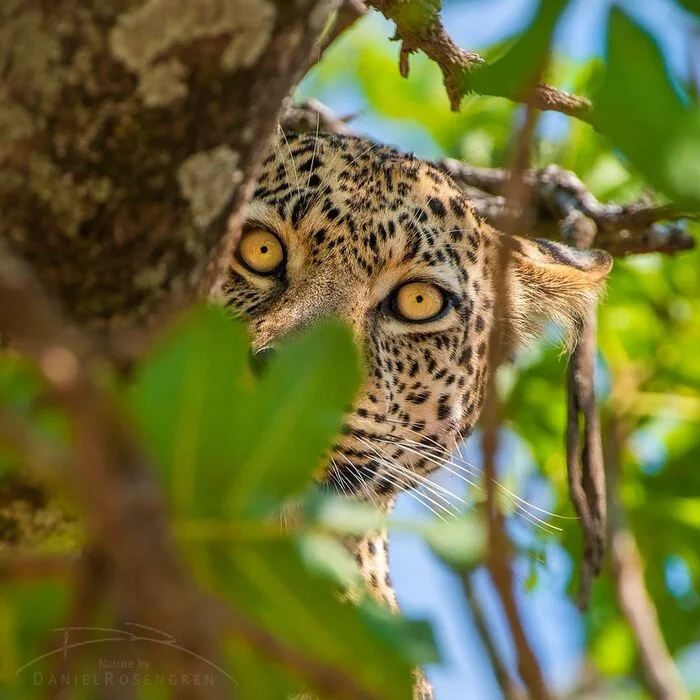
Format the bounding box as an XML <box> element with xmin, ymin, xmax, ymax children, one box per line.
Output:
<box><xmin>358</xmin><ymin>437</ymin><xmax>464</xmax><ymax>512</ymax></box>
<box><xmin>304</xmin><ymin>109</ymin><xmax>322</xmax><ymax>197</ymax></box>
<box><xmin>454</xmin><ymin>426</ymin><xmax>578</xmax><ymax>523</ymax></box>
<box><xmin>339</xmin><ymin>452</ymin><xmax>380</xmax><ymax>508</ymax></box>
<box><xmin>357</xmin><ymin>437</ymin><xmax>456</xmax><ymax>521</ymax></box>
<box><xmin>378</xmin><ymin>436</ymin><xmax>561</xmax><ymax>534</ymax></box>
<box><xmin>380</xmin><ymin>417</ymin><xmax>572</xmax><ymax>530</ymax></box>
<box><xmin>279</xmin><ymin>126</ymin><xmax>301</xmax><ymax>199</ymax></box>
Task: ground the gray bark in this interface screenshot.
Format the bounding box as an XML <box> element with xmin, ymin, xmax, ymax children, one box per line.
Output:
<box><xmin>1</xmin><ymin>0</ymin><xmax>336</xmax><ymax>336</ymax></box>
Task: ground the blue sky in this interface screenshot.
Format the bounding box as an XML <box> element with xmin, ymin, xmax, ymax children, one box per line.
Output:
<box><xmin>301</xmin><ymin>2</ymin><xmax>699</xmax><ymax>698</ymax></box>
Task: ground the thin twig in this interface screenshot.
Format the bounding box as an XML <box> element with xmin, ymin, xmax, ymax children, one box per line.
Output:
<box><xmin>460</xmin><ymin>571</ymin><xmax>527</xmax><ymax>700</ymax></box>
<box><xmin>481</xmin><ymin>103</ymin><xmax>554</xmax><ymax>700</ymax></box>
<box><xmin>311</xmin><ymin>0</ymin><xmax>367</xmax><ymax>68</ymax></box>
<box><xmin>367</xmin><ymin>0</ymin><xmax>592</xmax><ymax>118</ymax></box>
<box><xmin>0</xmin><ymin>552</ymin><xmax>80</xmax><ymax>579</ymax></box>
<box><xmin>605</xmin><ymin>416</ymin><xmax>689</xmax><ymax>700</ymax></box>
<box><xmin>281</xmin><ymin>102</ymin><xmax>697</xmax><ymax>257</ymax></box>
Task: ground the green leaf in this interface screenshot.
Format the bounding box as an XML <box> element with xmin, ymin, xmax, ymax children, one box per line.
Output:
<box><xmin>676</xmin><ymin>0</ymin><xmax>700</xmax><ymax>15</ymax></box>
<box><xmin>470</xmin><ymin>0</ymin><xmax>569</xmax><ymax>100</ymax></box>
<box><xmin>590</xmin><ymin>618</ymin><xmax>636</xmax><ymax>677</ymax></box>
<box><xmin>209</xmin><ymin>539</ymin><xmax>422</xmax><ymax>699</ymax></box>
<box><xmin>129</xmin><ymin>304</ymin><xmax>253</xmax><ymax>518</ymax></box>
<box><xmin>227</xmin><ymin>318</ymin><xmax>360</xmax><ymax>515</ymax></box>
<box><xmin>130</xmin><ymin>306</ymin><xmax>360</xmax><ymax>518</ymax></box>
<box><xmin>298</xmin><ymin>532</ymin><xmax>362</xmax><ymax>586</ymax></box>
<box><xmin>306</xmin><ymin>492</ymin><xmax>389</xmax><ymax>535</ymax></box>
<box><xmin>0</xmin><ymin>579</ymin><xmax>70</xmax><ymax>698</ymax></box>
<box><xmin>418</xmin><ymin>513</ymin><xmax>486</xmax><ymax>567</ymax></box>
<box><xmin>593</xmin><ymin>8</ymin><xmax>700</xmax><ymax>206</ymax></box>
<box><xmin>355</xmin><ymin>596</ymin><xmax>439</xmax><ymax>666</ymax></box>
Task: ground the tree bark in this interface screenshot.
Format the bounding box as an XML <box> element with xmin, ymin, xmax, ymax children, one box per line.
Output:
<box><xmin>0</xmin><ymin>0</ymin><xmax>336</xmax><ymax>336</ymax></box>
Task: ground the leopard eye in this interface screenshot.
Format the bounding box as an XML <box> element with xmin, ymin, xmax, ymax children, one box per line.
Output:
<box><xmin>393</xmin><ymin>281</ymin><xmax>446</xmax><ymax>322</ymax></box>
<box><xmin>237</xmin><ymin>228</ymin><xmax>284</xmax><ymax>275</ymax></box>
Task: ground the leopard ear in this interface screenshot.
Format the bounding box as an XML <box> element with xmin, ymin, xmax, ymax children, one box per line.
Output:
<box><xmin>495</xmin><ymin>232</ymin><xmax>613</xmax><ymax>350</ymax></box>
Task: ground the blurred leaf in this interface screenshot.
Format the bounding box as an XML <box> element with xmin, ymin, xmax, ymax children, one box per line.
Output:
<box><xmin>356</xmin><ymin>596</ymin><xmax>439</xmax><ymax>666</ymax></box>
<box><xmin>676</xmin><ymin>0</ymin><xmax>700</xmax><ymax>14</ymax></box>
<box><xmin>130</xmin><ymin>305</ymin><xmax>253</xmax><ymax>517</ymax></box>
<box><xmin>591</xmin><ymin>618</ymin><xmax>636</xmax><ymax>677</ymax></box>
<box><xmin>470</xmin><ymin>0</ymin><xmax>569</xmax><ymax>99</ymax></box>
<box><xmin>419</xmin><ymin>513</ymin><xmax>485</xmax><ymax>567</ymax></box>
<box><xmin>306</xmin><ymin>492</ymin><xmax>389</xmax><ymax>535</ymax></box>
<box><xmin>131</xmin><ymin>306</ymin><xmax>360</xmax><ymax>518</ymax></box>
<box><xmin>227</xmin><ymin>318</ymin><xmax>360</xmax><ymax>516</ymax></box>
<box><xmin>298</xmin><ymin>532</ymin><xmax>361</xmax><ymax>586</ymax></box>
<box><xmin>210</xmin><ymin>539</ymin><xmax>427</xmax><ymax>699</ymax></box>
<box><xmin>0</xmin><ymin>580</ymin><xmax>70</xmax><ymax>698</ymax></box>
<box><xmin>594</xmin><ymin>8</ymin><xmax>700</xmax><ymax>206</ymax></box>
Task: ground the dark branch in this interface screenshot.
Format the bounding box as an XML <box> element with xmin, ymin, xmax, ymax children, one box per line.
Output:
<box><xmin>606</xmin><ymin>417</ymin><xmax>689</xmax><ymax>700</ymax></box>
<box><xmin>282</xmin><ymin>102</ymin><xmax>697</xmax><ymax>257</ymax></box>
<box><xmin>566</xmin><ymin>277</ymin><xmax>607</xmax><ymax>611</ymax></box>
<box><xmin>438</xmin><ymin>160</ymin><xmax>697</xmax><ymax>256</ymax></box>
<box><xmin>460</xmin><ymin>571</ymin><xmax>527</xmax><ymax>700</ymax></box>
<box><xmin>366</xmin><ymin>0</ymin><xmax>592</xmax><ymax>118</ymax></box>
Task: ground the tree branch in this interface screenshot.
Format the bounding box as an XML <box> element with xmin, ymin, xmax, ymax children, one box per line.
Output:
<box><xmin>0</xmin><ymin>552</ymin><xmax>79</xmax><ymax>580</ymax></box>
<box><xmin>605</xmin><ymin>413</ymin><xmax>689</xmax><ymax>700</ymax></box>
<box><xmin>1</xmin><ymin>0</ymin><xmax>335</xmax><ymax>337</ymax></box>
<box><xmin>0</xmin><ymin>245</ymin><xmax>384</xmax><ymax>700</ymax></box>
<box><xmin>481</xmin><ymin>101</ymin><xmax>554</xmax><ymax>700</ymax></box>
<box><xmin>315</xmin><ymin>0</ymin><xmax>368</xmax><ymax>64</ymax></box>
<box><xmin>438</xmin><ymin>160</ymin><xmax>697</xmax><ymax>256</ymax></box>
<box><xmin>366</xmin><ymin>0</ymin><xmax>592</xmax><ymax>118</ymax></box>
<box><xmin>283</xmin><ymin>101</ymin><xmax>697</xmax><ymax>257</ymax></box>
<box><xmin>460</xmin><ymin>571</ymin><xmax>527</xmax><ymax>700</ymax></box>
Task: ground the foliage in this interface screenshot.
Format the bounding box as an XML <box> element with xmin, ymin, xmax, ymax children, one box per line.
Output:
<box><xmin>0</xmin><ymin>307</ymin><xmax>480</xmax><ymax>698</ymax></box>
<box><xmin>303</xmin><ymin>0</ymin><xmax>700</xmax><ymax>696</ymax></box>
<box><xmin>1</xmin><ymin>1</ymin><xmax>699</xmax><ymax>699</ymax></box>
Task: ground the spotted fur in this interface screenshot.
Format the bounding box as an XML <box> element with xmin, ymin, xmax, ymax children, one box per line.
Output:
<box><xmin>211</xmin><ymin>130</ymin><xmax>612</xmax><ymax>698</ymax></box>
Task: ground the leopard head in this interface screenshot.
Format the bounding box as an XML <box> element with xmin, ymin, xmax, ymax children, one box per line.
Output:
<box><xmin>212</xmin><ymin>131</ymin><xmax>612</xmax><ymax>504</ymax></box>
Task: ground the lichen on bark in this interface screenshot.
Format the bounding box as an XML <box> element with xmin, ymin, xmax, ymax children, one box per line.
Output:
<box><xmin>0</xmin><ymin>0</ymin><xmax>335</xmax><ymax>332</ymax></box>
<box><xmin>110</xmin><ymin>0</ymin><xmax>276</xmax><ymax>98</ymax></box>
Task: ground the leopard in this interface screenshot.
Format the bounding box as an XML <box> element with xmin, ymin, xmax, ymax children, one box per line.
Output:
<box><xmin>210</xmin><ymin>129</ymin><xmax>612</xmax><ymax>698</ymax></box>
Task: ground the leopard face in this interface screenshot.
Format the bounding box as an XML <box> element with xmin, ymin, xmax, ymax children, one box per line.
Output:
<box><xmin>213</xmin><ymin>131</ymin><xmax>611</xmax><ymax>504</ymax></box>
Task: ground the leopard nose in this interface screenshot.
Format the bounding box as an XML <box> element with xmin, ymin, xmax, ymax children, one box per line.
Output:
<box><xmin>249</xmin><ymin>345</ymin><xmax>276</xmax><ymax>376</ymax></box>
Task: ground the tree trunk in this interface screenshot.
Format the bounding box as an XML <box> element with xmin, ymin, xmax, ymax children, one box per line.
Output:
<box><xmin>1</xmin><ymin>0</ymin><xmax>336</xmax><ymax>336</ymax></box>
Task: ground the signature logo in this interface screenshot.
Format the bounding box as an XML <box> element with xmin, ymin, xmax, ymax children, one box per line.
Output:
<box><xmin>17</xmin><ymin>623</ymin><xmax>236</xmax><ymax>688</ymax></box>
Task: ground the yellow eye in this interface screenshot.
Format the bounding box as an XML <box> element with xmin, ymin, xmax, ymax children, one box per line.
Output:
<box><xmin>394</xmin><ymin>282</ymin><xmax>445</xmax><ymax>322</ymax></box>
<box><xmin>238</xmin><ymin>229</ymin><xmax>284</xmax><ymax>274</ymax></box>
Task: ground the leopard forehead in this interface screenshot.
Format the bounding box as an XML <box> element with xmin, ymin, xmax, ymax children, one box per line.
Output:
<box><xmin>250</xmin><ymin>131</ymin><xmax>485</xmax><ymax>286</ymax></box>
<box><xmin>220</xmin><ymin>130</ymin><xmax>497</xmax><ymax>503</ymax></box>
